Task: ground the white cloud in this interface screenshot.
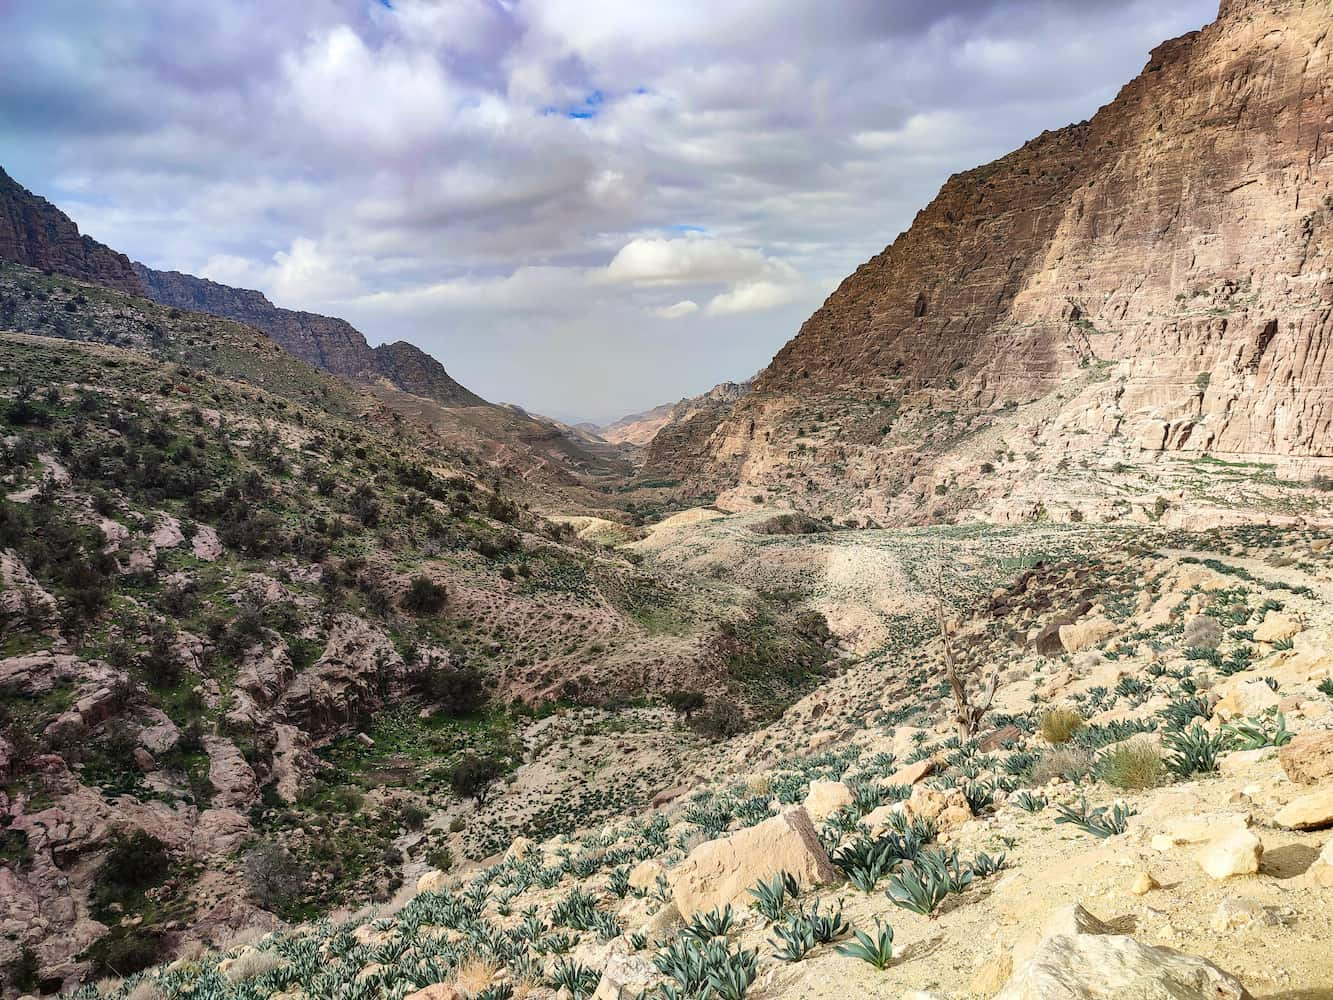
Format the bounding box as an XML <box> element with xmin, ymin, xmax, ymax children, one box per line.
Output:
<box><xmin>706</xmin><ymin>280</ymin><xmax>798</xmax><ymax>316</ymax></box>
<box><xmin>654</xmin><ymin>299</ymin><xmax>699</xmax><ymax>319</ymax></box>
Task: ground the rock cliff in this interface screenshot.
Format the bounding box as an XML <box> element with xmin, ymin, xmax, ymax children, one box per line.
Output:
<box><xmin>0</xmin><ymin>167</ymin><xmax>144</xmax><ymax>296</ymax></box>
<box><xmin>682</xmin><ymin>0</ymin><xmax>1333</xmax><ymax>520</ymax></box>
<box><xmin>133</xmin><ymin>265</ymin><xmax>486</xmax><ymax>407</ymax></box>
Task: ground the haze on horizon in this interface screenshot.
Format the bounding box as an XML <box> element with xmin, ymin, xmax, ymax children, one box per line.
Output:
<box><xmin>0</xmin><ymin>0</ymin><xmax>1215</xmax><ymax>425</ymax></box>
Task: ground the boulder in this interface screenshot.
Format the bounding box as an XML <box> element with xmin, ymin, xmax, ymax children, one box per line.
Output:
<box><xmin>1211</xmin><ymin>898</ymin><xmax>1277</xmax><ymax>933</ymax></box>
<box><xmin>503</xmin><ymin>837</ymin><xmax>537</xmax><ymax>862</ymax></box>
<box><xmin>1254</xmin><ymin>612</ymin><xmax>1300</xmax><ymax>644</ymax></box>
<box><xmin>1195</xmin><ymin>830</ymin><xmax>1263</xmax><ymax>880</ymax></box>
<box><xmin>404</xmin><ymin>985</ymin><xmax>463</xmax><ymax>1000</ymax></box>
<box><xmin>1273</xmin><ymin>789</ymin><xmax>1333</xmax><ymax>830</ymax></box>
<box><xmin>1277</xmin><ymin>731</ymin><xmax>1333</xmax><ymax>785</ymax></box>
<box><xmin>1212</xmin><ymin>681</ymin><xmax>1280</xmax><ymax>723</ymax></box>
<box><xmin>1012</xmin><ymin>903</ymin><xmax>1109</xmax><ymax>968</ymax></box>
<box><xmin>802</xmin><ymin>780</ymin><xmax>853</xmax><ymax>822</ymax></box>
<box><xmin>593</xmin><ymin>951</ymin><xmax>656</xmax><ymax>1000</ymax></box>
<box><xmin>904</xmin><ymin>784</ymin><xmax>972</xmax><ymax>831</ymax></box>
<box><xmin>416</xmin><ymin>870</ymin><xmax>451</xmax><ymax>894</ymax></box>
<box><xmin>887</xmin><ymin>758</ymin><xmax>935</xmax><ymax>786</ymax></box>
<box><xmin>627</xmin><ymin>859</ymin><xmax>664</xmax><ymax>893</ymax></box>
<box><xmin>1059</xmin><ymin>616</ymin><xmax>1116</xmax><ymax>654</ymax></box>
<box><xmin>996</xmin><ymin>934</ymin><xmax>1253</xmax><ymax>1000</ymax></box>
<box><xmin>1308</xmin><ymin>838</ymin><xmax>1333</xmax><ymax>887</ymax></box>
<box><xmin>668</xmin><ymin>807</ymin><xmax>836</xmax><ymax>919</ymax></box>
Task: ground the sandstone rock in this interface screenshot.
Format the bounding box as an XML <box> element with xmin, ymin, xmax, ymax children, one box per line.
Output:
<box><xmin>1196</xmin><ymin>830</ymin><xmax>1263</xmax><ymax>880</ymax></box>
<box><xmin>1277</xmin><ymin>731</ymin><xmax>1333</xmax><ymax>785</ymax></box>
<box><xmin>1273</xmin><ymin>789</ymin><xmax>1333</xmax><ymax>830</ymax></box>
<box><xmin>1059</xmin><ymin>617</ymin><xmax>1115</xmax><ymax>654</ymax></box>
<box><xmin>1148</xmin><ymin>811</ymin><xmax>1251</xmax><ymax>851</ymax></box>
<box><xmin>887</xmin><ymin>757</ymin><xmax>935</xmax><ymax>786</ymax></box>
<box><xmin>1130</xmin><ymin>870</ymin><xmax>1159</xmax><ymax>895</ymax></box>
<box><xmin>1212</xmin><ymin>681</ymin><xmax>1280</xmax><ymax>722</ymax></box>
<box><xmin>1218</xmin><ymin>747</ymin><xmax>1275</xmax><ymax>777</ymax></box>
<box><xmin>904</xmin><ymin>784</ymin><xmax>972</xmax><ymax>831</ymax></box>
<box><xmin>996</xmin><ymin>934</ymin><xmax>1253</xmax><ymax>1000</ymax></box>
<box><xmin>627</xmin><ymin>859</ymin><xmax>665</xmax><ymax>893</ymax></box>
<box><xmin>503</xmin><ymin>837</ymin><xmax>537</xmax><ymax>862</ymax></box>
<box><xmin>416</xmin><ymin>870</ymin><xmax>451</xmax><ymax>894</ymax></box>
<box><xmin>980</xmin><ymin>725</ymin><xmax>1023</xmax><ymax>752</ymax></box>
<box><xmin>972</xmin><ymin>950</ymin><xmax>1014</xmax><ymax>995</ymax></box>
<box><xmin>1253</xmin><ymin>612</ymin><xmax>1300</xmax><ymax>644</ymax></box>
<box><xmin>1307</xmin><ymin>838</ymin><xmax>1333</xmax><ymax>888</ymax></box>
<box><xmin>802</xmin><ymin>780</ymin><xmax>853</xmax><ymax>822</ymax></box>
<box><xmin>668</xmin><ymin>807</ymin><xmax>836</xmax><ymax>919</ymax></box>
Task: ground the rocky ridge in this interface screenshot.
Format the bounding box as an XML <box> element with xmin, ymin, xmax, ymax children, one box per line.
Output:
<box><xmin>671</xmin><ymin>0</ymin><xmax>1333</xmax><ymax>523</ymax></box>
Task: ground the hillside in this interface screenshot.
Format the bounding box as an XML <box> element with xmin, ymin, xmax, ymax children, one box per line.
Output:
<box><xmin>665</xmin><ymin>0</ymin><xmax>1333</xmax><ymax>526</ymax></box>
<box><xmin>0</xmin><ymin>262</ymin><xmax>841</xmax><ymax>990</ymax></box>
<box><xmin>598</xmin><ymin>381</ymin><xmax>752</xmax><ymax>450</ymax></box>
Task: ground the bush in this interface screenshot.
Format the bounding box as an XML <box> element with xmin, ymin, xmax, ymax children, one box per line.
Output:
<box><xmin>451</xmin><ymin>754</ymin><xmax>505</xmax><ymax>805</ymax></box>
<box><xmin>1030</xmin><ymin>746</ymin><xmax>1092</xmax><ymax>785</ymax></box>
<box><xmin>1097</xmin><ymin>738</ymin><xmax>1165</xmax><ymax>790</ymax></box>
<box><xmin>665</xmin><ymin>689</ymin><xmax>705</xmax><ymax>720</ymax></box>
<box><xmin>402</xmin><ymin>575</ymin><xmax>448</xmax><ymax>614</ymax></box>
<box><xmin>242</xmin><ymin>842</ymin><xmax>307</xmax><ymax>910</ymax></box>
<box><xmin>98</xmin><ymin>829</ymin><xmax>171</xmax><ymax>894</ymax></box>
<box><xmin>1039</xmin><ymin>707</ymin><xmax>1085</xmax><ymax>745</ymax></box>
<box><xmin>419</xmin><ymin>663</ymin><xmax>486</xmax><ymax>716</ymax></box>
<box><xmin>83</xmin><ymin>929</ymin><xmax>168</xmax><ymax>978</ymax></box>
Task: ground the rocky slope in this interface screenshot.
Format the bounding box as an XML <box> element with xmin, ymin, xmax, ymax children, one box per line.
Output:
<box><xmin>0</xmin><ymin>168</ymin><xmax>144</xmax><ymax>297</ymax></box>
<box><xmin>0</xmin><ymin>263</ymin><xmax>838</xmax><ymax>992</ymax></box>
<box><xmin>672</xmin><ymin>0</ymin><xmax>1333</xmax><ymax>523</ymax></box>
<box><xmin>599</xmin><ymin>380</ymin><xmax>752</xmax><ymax>450</ymax></box>
<box><xmin>132</xmin><ymin>266</ymin><xmax>486</xmax><ymax>408</ymax></box>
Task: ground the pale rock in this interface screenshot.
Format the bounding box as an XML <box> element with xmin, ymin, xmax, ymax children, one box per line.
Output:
<box><xmin>192</xmin><ymin>525</ymin><xmax>223</xmax><ymax>561</ymax></box>
<box><xmin>1253</xmin><ymin>612</ymin><xmax>1300</xmax><ymax>644</ymax></box>
<box><xmin>503</xmin><ymin>837</ymin><xmax>536</xmax><ymax>862</ymax></box>
<box><xmin>1211</xmin><ymin>898</ymin><xmax>1277</xmax><ymax>933</ymax></box>
<box><xmin>972</xmin><ymin>949</ymin><xmax>1014</xmax><ymax>994</ymax></box>
<box><xmin>802</xmin><ymin>780</ymin><xmax>854</xmax><ymax>822</ymax></box>
<box><xmin>1148</xmin><ymin>811</ymin><xmax>1251</xmax><ymax>851</ymax></box>
<box><xmin>996</xmin><ymin>934</ymin><xmax>1253</xmax><ymax>1000</ymax></box>
<box><xmin>1277</xmin><ymin>730</ymin><xmax>1333</xmax><ymax>785</ymax></box>
<box><xmin>403</xmin><ymin>984</ymin><xmax>464</xmax><ymax>1000</ymax></box>
<box><xmin>1059</xmin><ymin>616</ymin><xmax>1115</xmax><ymax>653</ymax></box>
<box><xmin>1012</xmin><ymin>903</ymin><xmax>1109</xmax><ymax>968</ymax></box>
<box><xmin>592</xmin><ymin>952</ymin><xmax>656</xmax><ymax>1000</ymax></box>
<box><xmin>887</xmin><ymin>757</ymin><xmax>935</xmax><ymax>786</ymax></box>
<box><xmin>627</xmin><ymin>859</ymin><xmax>664</xmax><ymax>893</ymax></box>
<box><xmin>416</xmin><ymin>869</ymin><xmax>451</xmax><ymax>894</ymax></box>
<box><xmin>1307</xmin><ymin>838</ymin><xmax>1333</xmax><ymax>887</ymax></box>
<box><xmin>1196</xmin><ymin>830</ymin><xmax>1263</xmax><ymax>880</ymax></box>
<box><xmin>1212</xmin><ymin>681</ymin><xmax>1280</xmax><ymax>722</ymax></box>
<box><xmin>1130</xmin><ymin>870</ymin><xmax>1159</xmax><ymax>895</ymax></box>
<box><xmin>1218</xmin><ymin>747</ymin><xmax>1274</xmax><ymax>777</ymax></box>
<box><xmin>668</xmin><ymin>807</ymin><xmax>836</xmax><ymax>919</ymax></box>
<box><xmin>1273</xmin><ymin>789</ymin><xmax>1333</xmax><ymax>830</ymax></box>
<box><xmin>904</xmin><ymin>784</ymin><xmax>973</xmax><ymax>832</ymax></box>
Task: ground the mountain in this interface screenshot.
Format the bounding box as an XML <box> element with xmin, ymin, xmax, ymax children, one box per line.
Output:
<box><xmin>0</xmin><ymin>167</ymin><xmax>144</xmax><ymax>296</ymax></box>
<box><xmin>670</xmin><ymin>0</ymin><xmax>1333</xmax><ymax>524</ymax></box>
<box><xmin>598</xmin><ymin>379</ymin><xmax>752</xmax><ymax>448</ymax></box>
<box><xmin>132</xmin><ymin>266</ymin><xmax>486</xmax><ymax>408</ymax></box>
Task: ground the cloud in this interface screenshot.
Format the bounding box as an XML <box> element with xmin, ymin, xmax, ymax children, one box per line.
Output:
<box><xmin>706</xmin><ymin>280</ymin><xmax>798</xmax><ymax>316</ymax></box>
<box><xmin>0</xmin><ymin>0</ymin><xmax>1219</xmax><ymax>421</ymax></box>
<box><xmin>654</xmin><ymin>299</ymin><xmax>699</xmax><ymax>319</ymax></box>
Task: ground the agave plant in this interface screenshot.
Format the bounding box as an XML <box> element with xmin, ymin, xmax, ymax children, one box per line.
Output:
<box><xmin>1053</xmin><ymin>797</ymin><xmax>1135</xmax><ymax>838</ymax></box>
<box><xmin>747</xmin><ymin>870</ymin><xmax>799</xmax><ymax>921</ymax></box>
<box><xmin>681</xmin><ymin>904</ymin><xmax>734</xmax><ymax>942</ymax></box>
<box><xmin>835</xmin><ymin>918</ymin><xmax>895</xmax><ymax>969</ymax></box>
<box><xmin>1163</xmin><ymin>721</ymin><xmax>1227</xmax><ymax>776</ymax></box>
<box><xmin>548</xmin><ymin>959</ymin><xmax>600</xmax><ymax>999</ymax></box>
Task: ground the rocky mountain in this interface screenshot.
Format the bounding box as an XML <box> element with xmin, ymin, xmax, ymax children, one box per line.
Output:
<box><xmin>133</xmin><ymin>266</ymin><xmax>486</xmax><ymax>408</ymax></box>
<box><xmin>598</xmin><ymin>380</ymin><xmax>752</xmax><ymax>449</ymax></box>
<box><xmin>0</xmin><ymin>168</ymin><xmax>144</xmax><ymax>296</ymax></box>
<box><xmin>672</xmin><ymin>0</ymin><xmax>1333</xmax><ymax>523</ymax></box>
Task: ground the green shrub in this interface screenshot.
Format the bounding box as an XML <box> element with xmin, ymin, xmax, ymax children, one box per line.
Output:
<box><xmin>401</xmin><ymin>575</ymin><xmax>448</xmax><ymax>614</ymax></box>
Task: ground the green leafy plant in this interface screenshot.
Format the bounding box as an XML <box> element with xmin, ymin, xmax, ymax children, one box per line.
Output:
<box><xmin>835</xmin><ymin>919</ymin><xmax>895</xmax><ymax>969</ymax></box>
<box><xmin>1163</xmin><ymin>721</ymin><xmax>1227</xmax><ymax>776</ymax></box>
<box><xmin>1011</xmin><ymin>790</ymin><xmax>1047</xmax><ymax>813</ymax></box>
<box><xmin>1053</xmin><ymin>797</ymin><xmax>1135</xmax><ymax>838</ymax></box>
<box><xmin>1226</xmin><ymin>711</ymin><xmax>1292</xmax><ymax>750</ymax></box>
<box><xmin>747</xmin><ymin>870</ymin><xmax>799</xmax><ymax>921</ymax></box>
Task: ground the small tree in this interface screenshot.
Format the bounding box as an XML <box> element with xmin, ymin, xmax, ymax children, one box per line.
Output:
<box><xmin>665</xmin><ymin>689</ymin><xmax>705</xmax><ymax>721</ymax></box>
<box><xmin>450</xmin><ymin>754</ymin><xmax>504</xmax><ymax>806</ymax></box>
<box><xmin>243</xmin><ymin>842</ymin><xmax>307</xmax><ymax>911</ymax></box>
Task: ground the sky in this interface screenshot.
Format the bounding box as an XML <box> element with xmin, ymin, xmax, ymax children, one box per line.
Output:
<box><xmin>0</xmin><ymin>0</ymin><xmax>1217</xmax><ymax>424</ymax></box>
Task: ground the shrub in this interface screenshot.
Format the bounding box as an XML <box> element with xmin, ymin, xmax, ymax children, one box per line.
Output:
<box><xmin>1040</xmin><ymin>707</ymin><xmax>1085</xmax><ymax>744</ymax></box>
<box><xmin>419</xmin><ymin>663</ymin><xmax>486</xmax><ymax>716</ymax></box>
<box><xmin>84</xmin><ymin>930</ymin><xmax>168</xmax><ymax>978</ymax></box>
<box><xmin>223</xmin><ymin>948</ymin><xmax>286</xmax><ymax>983</ymax></box>
<box><xmin>749</xmin><ymin>513</ymin><xmax>830</xmax><ymax>536</ymax></box>
<box><xmin>98</xmin><ymin>829</ymin><xmax>170</xmax><ymax>896</ymax></box>
<box><xmin>1097</xmin><ymin>739</ymin><xmax>1165</xmax><ymax>790</ymax></box>
<box><xmin>401</xmin><ymin>575</ymin><xmax>448</xmax><ymax>614</ymax></box>
<box><xmin>1030</xmin><ymin>746</ymin><xmax>1092</xmax><ymax>785</ymax></box>
<box><xmin>451</xmin><ymin>754</ymin><xmax>505</xmax><ymax>805</ymax></box>
<box><xmin>665</xmin><ymin>689</ymin><xmax>706</xmax><ymax>720</ymax></box>
<box><xmin>243</xmin><ymin>842</ymin><xmax>307</xmax><ymax>911</ymax></box>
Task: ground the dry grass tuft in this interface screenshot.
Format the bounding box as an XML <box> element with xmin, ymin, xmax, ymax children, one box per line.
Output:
<box><xmin>1040</xmin><ymin>706</ymin><xmax>1085</xmax><ymax>745</ymax></box>
<box><xmin>456</xmin><ymin>956</ymin><xmax>499</xmax><ymax>994</ymax></box>
<box><xmin>1031</xmin><ymin>746</ymin><xmax>1093</xmax><ymax>785</ymax></box>
<box><xmin>1097</xmin><ymin>738</ymin><xmax>1166</xmax><ymax>790</ymax></box>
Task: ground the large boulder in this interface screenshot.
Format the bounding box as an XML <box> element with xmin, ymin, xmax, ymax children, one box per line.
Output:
<box><xmin>996</xmin><ymin>934</ymin><xmax>1253</xmax><ymax>999</ymax></box>
<box><xmin>1212</xmin><ymin>680</ymin><xmax>1280</xmax><ymax>722</ymax></box>
<box><xmin>668</xmin><ymin>807</ymin><xmax>836</xmax><ymax>919</ymax></box>
<box><xmin>802</xmin><ymin>780</ymin><xmax>853</xmax><ymax>822</ymax></box>
<box><xmin>1058</xmin><ymin>616</ymin><xmax>1116</xmax><ymax>654</ymax></box>
<box><xmin>1278</xmin><ymin>731</ymin><xmax>1333</xmax><ymax>785</ymax></box>
<box><xmin>1253</xmin><ymin>612</ymin><xmax>1300</xmax><ymax>644</ymax></box>
<box><xmin>1195</xmin><ymin>830</ymin><xmax>1263</xmax><ymax>880</ymax></box>
<box><xmin>1273</xmin><ymin>789</ymin><xmax>1333</xmax><ymax>830</ymax></box>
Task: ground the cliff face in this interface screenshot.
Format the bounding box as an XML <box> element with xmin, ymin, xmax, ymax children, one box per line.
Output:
<box><xmin>685</xmin><ymin>0</ymin><xmax>1333</xmax><ymax>518</ymax></box>
<box><xmin>134</xmin><ymin>266</ymin><xmax>486</xmax><ymax>407</ymax></box>
<box><xmin>600</xmin><ymin>379</ymin><xmax>752</xmax><ymax>448</ymax></box>
<box><xmin>0</xmin><ymin>167</ymin><xmax>144</xmax><ymax>296</ymax></box>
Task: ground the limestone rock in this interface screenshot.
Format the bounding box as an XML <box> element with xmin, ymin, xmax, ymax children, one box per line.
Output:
<box><xmin>802</xmin><ymin>780</ymin><xmax>853</xmax><ymax>822</ymax></box>
<box><xmin>1253</xmin><ymin>612</ymin><xmax>1300</xmax><ymax>644</ymax></box>
<box><xmin>1277</xmin><ymin>731</ymin><xmax>1333</xmax><ymax>785</ymax></box>
<box><xmin>668</xmin><ymin>807</ymin><xmax>836</xmax><ymax>919</ymax></box>
<box><xmin>593</xmin><ymin>951</ymin><xmax>656</xmax><ymax>1000</ymax></box>
<box><xmin>1195</xmin><ymin>830</ymin><xmax>1263</xmax><ymax>880</ymax></box>
<box><xmin>1307</xmin><ymin>838</ymin><xmax>1333</xmax><ymax>888</ymax></box>
<box><xmin>1130</xmin><ymin>870</ymin><xmax>1159</xmax><ymax>895</ymax></box>
<box><xmin>996</xmin><ymin>934</ymin><xmax>1253</xmax><ymax>1000</ymax></box>
<box><xmin>904</xmin><ymin>784</ymin><xmax>973</xmax><ymax>831</ymax></box>
<box><xmin>1273</xmin><ymin>789</ymin><xmax>1333</xmax><ymax>830</ymax></box>
<box><xmin>1211</xmin><ymin>898</ymin><xmax>1277</xmax><ymax>933</ymax></box>
<box><xmin>1212</xmin><ymin>681</ymin><xmax>1280</xmax><ymax>722</ymax></box>
<box><xmin>627</xmin><ymin>859</ymin><xmax>664</xmax><ymax>893</ymax></box>
<box><xmin>503</xmin><ymin>837</ymin><xmax>536</xmax><ymax>862</ymax></box>
<box><xmin>403</xmin><ymin>984</ymin><xmax>464</xmax><ymax>1000</ymax></box>
<box><xmin>887</xmin><ymin>757</ymin><xmax>935</xmax><ymax>786</ymax></box>
<box><xmin>416</xmin><ymin>870</ymin><xmax>450</xmax><ymax>895</ymax></box>
<box><xmin>1058</xmin><ymin>617</ymin><xmax>1115</xmax><ymax>654</ymax></box>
